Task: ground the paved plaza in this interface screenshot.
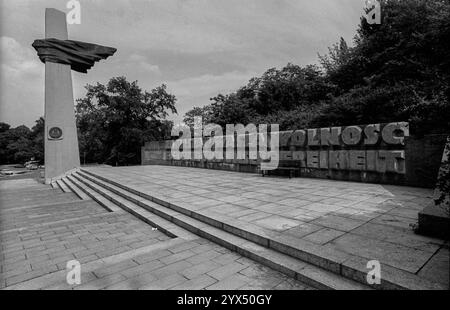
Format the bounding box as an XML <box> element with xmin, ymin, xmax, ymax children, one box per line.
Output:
<box><xmin>0</xmin><ymin>178</ymin><xmax>313</xmax><ymax>290</ymax></box>
<box><xmin>82</xmin><ymin>165</ymin><xmax>449</xmax><ymax>288</ymax></box>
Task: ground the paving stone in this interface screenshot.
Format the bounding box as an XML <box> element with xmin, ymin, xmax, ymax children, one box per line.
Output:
<box><xmin>302</xmin><ymin>228</ymin><xmax>346</xmax><ymax>245</ymax></box>
<box><xmin>311</xmin><ymin>215</ymin><xmax>365</xmax><ymax>232</ymax></box>
<box><xmin>284</xmin><ymin>223</ymin><xmax>322</xmax><ymax>239</ymax></box>
<box><xmin>205</xmin><ymin>273</ymin><xmax>250</xmax><ymax>290</ymax></box>
<box><xmin>208</xmin><ymin>204</ymin><xmax>247</xmax><ymax>214</ymax></box>
<box><xmin>158</xmin><ymin>249</ymin><xmax>196</xmax><ymax>265</ymax></box>
<box><xmin>277</xmin><ymin>198</ymin><xmax>312</xmax><ymax>208</ymax></box>
<box><xmin>74</xmin><ymin>273</ymin><xmax>127</xmax><ymax>290</ymax></box>
<box><xmin>273</xmin><ymin>278</ymin><xmax>312</xmax><ymax>290</ymax></box>
<box><xmin>1</xmin><ymin>260</ymin><xmax>31</xmax><ymax>273</ymax></box>
<box><xmin>212</xmin><ymin>252</ymin><xmax>241</xmax><ymax>265</ymax></box>
<box><xmin>96</xmin><ymin>246</ymin><xmax>133</xmax><ymax>258</ymax></box>
<box><xmin>4</xmin><ymin>167</ymin><xmax>445</xmax><ymax>290</ymax></box>
<box><xmin>77</xmin><ymin>254</ymin><xmax>99</xmax><ymax>264</ymax></box>
<box><xmin>238</xmin><ymin>212</ymin><xmax>273</xmax><ymax>222</ymax></box>
<box><xmin>139</xmin><ymin>273</ymin><xmax>188</xmax><ymax>290</ymax></box>
<box><xmin>371</xmin><ymin>214</ymin><xmax>416</xmax><ymax>229</ymax></box>
<box><xmin>180</xmin><ymin>261</ymin><xmax>222</xmax><ymax>279</ymax></box>
<box><xmin>254</xmin><ymin>216</ymin><xmax>303</xmax><ymax>231</ymax></box>
<box><xmin>207</xmin><ymin>262</ymin><xmax>247</xmax><ymax>280</ymax></box>
<box><xmin>292</xmin><ymin>209</ymin><xmax>326</xmax><ymax>222</ymax></box>
<box><xmin>167</xmin><ymin>241</ymin><xmax>198</xmax><ymax>254</ymax></box>
<box><xmin>93</xmin><ymin>260</ymin><xmax>138</xmax><ymax>278</ymax></box>
<box><xmin>0</xmin><ymin>265</ymin><xmax>33</xmax><ymax>278</ymax></box>
<box><xmin>228</xmin><ymin>209</ymin><xmax>259</xmax><ymax>218</ymax></box>
<box><xmin>43</xmin><ymin>272</ymin><xmax>98</xmax><ymax>290</ymax></box>
<box><xmin>5</xmin><ymin>265</ymin><xmax>58</xmax><ymax>286</ymax></box>
<box><xmin>191</xmin><ymin>244</ymin><xmax>214</xmax><ymax>254</ymax></box>
<box><xmin>240</xmin><ymin>276</ymin><xmax>285</xmax><ymax>290</ymax></box>
<box><xmin>350</xmin><ymin>222</ymin><xmax>444</xmax><ymax>253</ymax></box>
<box><xmin>238</xmin><ymin>264</ymin><xmax>281</xmax><ymax>279</ymax></box>
<box><xmin>302</xmin><ymin>203</ymin><xmax>343</xmax><ymax>213</ymax></box>
<box><xmin>105</xmin><ymin>272</ymin><xmax>157</xmax><ymax>290</ymax></box>
<box><xmin>328</xmin><ymin>234</ymin><xmax>433</xmax><ymax>273</ymax></box>
<box><xmin>417</xmin><ymin>247</ymin><xmax>449</xmax><ymax>287</ymax></box>
<box><xmin>186</xmin><ymin>250</ymin><xmax>222</xmax><ymax>264</ymax></box>
<box><xmin>170</xmin><ymin>274</ymin><xmax>217</xmax><ymax>290</ymax></box>
<box><xmin>120</xmin><ymin>260</ymin><xmax>164</xmax><ymax>278</ymax></box>
<box><xmin>152</xmin><ymin>260</ymin><xmax>193</xmax><ymax>279</ymax></box>
<box><xmin>341</xmin><ymin>255</ymin><xmax>446</xmax><ymax>290</ymax></box>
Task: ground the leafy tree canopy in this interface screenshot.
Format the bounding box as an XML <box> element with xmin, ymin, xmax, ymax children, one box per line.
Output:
<box><xmin>76</xmin><ymin>76</ymin><xmax>177</xmax><ymax>165</ymax></box>
<box><xmin>0</xmin><ymin>118</ymin><xmax>44</xmax><ymax>165</ymax></box>
<box><xmin>184</xmin><ymin>0</ymin><xmax>450</xmax><ymax>134</ymax></box>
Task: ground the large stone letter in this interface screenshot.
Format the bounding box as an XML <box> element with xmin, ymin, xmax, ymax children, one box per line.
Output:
<box><xmin>291</xmin><ymin>130</ymin><xmax>307</xmax><ymax>147</ymax></box>
<box><xmin>306</xmin><ymin>151</ymin><xmax>320</xmax><ymax>168</ymax></box>
<box><xmin>382</xmin><ymin>122</ymin><xmax>409</xmax><ymax>145</ymax></box>
<box><xmin>342</xmin><ymin>126</ymin><xmax>362</xmax><ymax>146</ymax></box>
<box><xmin>364</xmin><ymin>124</ymin><xmax>380</xmax><ymax>145</ymax></box>
<box><xmin>307</xmin><ymin>129</ymin><xmax>320</xmax><ymax>146</ymax></box>
<box><xmin>279</xmin><ymin>131</ymin><xmax>293</xmax><ymax>148</ymax></box>
<box><xmin>349</xmin><ymin>150</ymin><xmax>366</xmax><ymax>171</ymax></box>
<box><xmin>377</xmin><ymin>150</ymin><xmax>406</xmax><ymax>174</ymax></box>
<box><xmin>320</xmin><ymin>127</ymin><xmax>341</xmax><ymax>146</ymax></box>
<box><xmin>329</xmin><ymin>151</ymin><xmax>349</xmax><ymax>170</ymax></box>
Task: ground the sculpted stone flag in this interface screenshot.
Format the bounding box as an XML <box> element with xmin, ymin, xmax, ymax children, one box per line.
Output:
<box><xmin>32</xmin><ymin>38</ymin><xmax>117</xmax><ymax>73</ymax></box>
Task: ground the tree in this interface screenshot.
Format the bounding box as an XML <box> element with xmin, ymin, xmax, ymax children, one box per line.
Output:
<box><xmin>0</xmin><ymin>120</ymin><xmax>45</xmax><ymax>165</ymax></box>
<box><xmin>76</xmin><ymin>76</ymin><xmax>177</xmax><ymax>165</ymax></box>
<box><xmin>208</xmin><ymin>94</ymin><xmax>256</xmax><ymax>127</ymax></box>
<box><xmin>1</xmin><ymin>125</ymin><xmax>33</xmax><ymax>164</ymax></box>
<box><xmin>30</xmin><ymin>117</ymin><xmax>45</xmax><ymax>163</ymax></box>
<box><xmin>240</xmin><ymin>64</ymin><xmax>335</xmax><ymax>115</ymax></box>
<box><xmin>7</xmin><ymin>136</ymin><xmax>34</xmax><ymax>163</ymax></box>
<box><xmin>0</xmin><ymin>122</ymin><xmax>10</xmax><ymax>133</ymax></box>
<box><xmin>183</xmin><ymin>63</ymin><xmax>335</xmax><ymax>128</ymax></box>
<box><xmin>435</xmin><ymin>139</ymin><xmax>449</xmax><ymax>215</ymax></box>
<box><xmin>316</xmin><ymin>0</ymin><xmax>450</xmax><ymax>134</ymax></box>
<box><xmin>183</xmin><ymin>106</ymin><xmax>213</xmax><ymax>128</ymax></box>
<box><xmin>249</xmin><ymin>105</ymin><xmax>323</xmax><ymax>131</ymax></box>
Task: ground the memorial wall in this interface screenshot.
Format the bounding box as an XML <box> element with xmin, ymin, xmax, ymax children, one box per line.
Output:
<box><xmin>142</xmin><ymin>122</ymin><xmax>447</xmax><ymax>188</ymax></box>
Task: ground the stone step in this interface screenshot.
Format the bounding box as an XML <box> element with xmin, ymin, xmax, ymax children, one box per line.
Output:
<box><xmin>61</xmin><ymin>176</ymin><xmax>91</xmax><ymax>200</ymax></box>
<box><xmin>74</xmin><ymin>170</ymin><xmax>370</xmax><ymax>290</ymax></box>
<box><xmin>55</xmin><ymin>179</ymin><xmax>71</xmax><ymax>193</ymax></box>
<box><xmin>80</xmin><ymin>168</ymin><xmax>447</xmax><ymax>290</ymax></box>
<box><xmin>72</xmin><ymin>172</ymin><xmax>196</xmax><ymax>240</ymax></box>
<box><xmin>67</xmin><ymin>174</ymin><xmax>122</xmax><ymax>213</ymax></box>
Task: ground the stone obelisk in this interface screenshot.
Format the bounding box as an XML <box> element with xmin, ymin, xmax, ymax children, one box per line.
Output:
<box><xmin>44</xmin><ymin>8</ymin><xmax>80</xmax><ymax>184</ymax></box>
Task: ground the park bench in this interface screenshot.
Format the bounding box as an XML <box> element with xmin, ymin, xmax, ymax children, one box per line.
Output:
<box><xmin>258</xmin><ymin>160</ymin><xmax>301</xmax><ymax>179</ymax></box>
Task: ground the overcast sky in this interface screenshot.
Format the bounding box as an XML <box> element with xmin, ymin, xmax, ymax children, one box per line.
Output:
<box><xmin>0</xmin><ymin>0</ymin><xmax>363</xmax><ymax>127</ymax></box>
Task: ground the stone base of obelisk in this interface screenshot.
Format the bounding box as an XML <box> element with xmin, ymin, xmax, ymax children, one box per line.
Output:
<box><xmin>44</xmin><ymin>8</ymin><xmax>80</xmax><ymax>184</ymax></box>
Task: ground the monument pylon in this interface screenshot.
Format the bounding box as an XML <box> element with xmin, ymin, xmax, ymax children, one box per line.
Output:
<box><xmin>32</xmin><ymin>8</ymin><xmax>116</xmax><ymax>184</ymax></box>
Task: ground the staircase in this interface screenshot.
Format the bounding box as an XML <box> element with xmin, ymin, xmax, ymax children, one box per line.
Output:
<box><xmin>62</xmin><ymin>168</ymin><xmax>445</xmax><ymax>290</ymax></box>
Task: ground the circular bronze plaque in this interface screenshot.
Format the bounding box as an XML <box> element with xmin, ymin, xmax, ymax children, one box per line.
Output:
<box><xmin>48</xmin><ymin>127</ymin><xmax>63</xmax><ymax>140</ymax></box>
